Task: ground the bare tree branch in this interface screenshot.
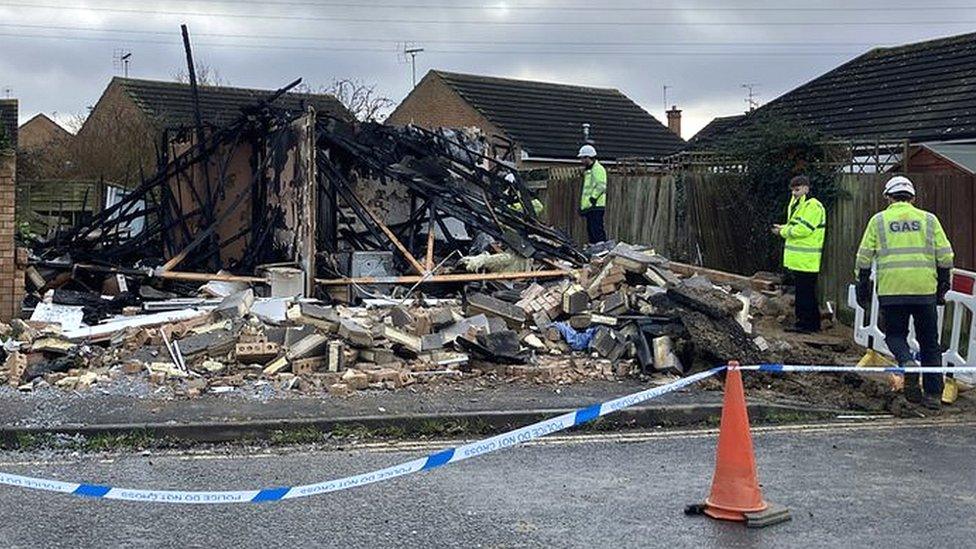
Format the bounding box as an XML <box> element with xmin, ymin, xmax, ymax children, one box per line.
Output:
<box><xmin>173</xmin><ymin>64</ymin><xmax>228</xmax><ymax>87</ymax></box>
<box><xmin>297</xmin><ymin>78</ymin><xmax>395</xmax><ymax>122</ymax></box>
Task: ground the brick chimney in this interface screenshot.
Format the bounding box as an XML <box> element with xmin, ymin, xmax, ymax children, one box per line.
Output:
<box><xmin>666</xmin><ymin>105</ymin><xmax>681</xmax><ymax>139</ymax></box>
<box><xmin>0</xmin><ymin>99</ymin><xmax>17</xmax><ymax>150</ymax></box>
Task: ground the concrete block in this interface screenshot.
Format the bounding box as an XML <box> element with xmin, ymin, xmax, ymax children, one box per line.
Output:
<box><xmin>562</xmin><ymin>285</ymin><xmax>589</xmax><ymax>315</ymax></box>
<box><xmin>287</xmin><ymin>333</ymin><xmax>330</xmax><ymax>360</ymax></box>
<box><xmin>327</xmin><ymin>341</ymin><xmax>344</xmax><ymax>372</ymax></box>
<box><xmin>421</xmin><ymin>332</ymin><xmax>446</xmax><ymax>351</ymax></box>
<box><xmin>383</xmin><ymin>325</ymin><xmax>423</xmax><ymax>353</ymax></box>
<box><xmin>589</xmin><ymin>327</ymin><xmax>616</xmax><ymax>357</ymax></box>
<box><xmin>598</xmin><ymin>291</ymin><xmax>627</xmax><ymax>315</ymax></box>
<box><xmin>477</xmin><ymin>330</ymin><xmax>521</xmax><ymax>356</ymax></box>
<box><xmin>532</xmin><ymin>311</ymin><xmax>552</xmax><ymax>331</ymax></box>
<box><xmin>652</xmin><ymin>336</ymin><xmax>683</xmax><ymax>374</ymax></box>
<box><xmin>569</xmin><ymin>314</ymin><xmax>592</xmax><ymax>330</ymax></box>
<box><xmin>486</xmin><ymin>316</ymin><xmax>508</xmax><ymax>334</ymax></box>
<box><xmin>358</xmin><ymin>348</ymin><xmax>398</xmax><ymax>365</ymax></box>
<box><xmin>466</xmin><ymin>292</ymin><xmax>526</xmax><ymax>328</ymax></box>
<box><xmin>389</xmin><ymin>306</ymin><xmax>414</xmax><ymax>328</ymax></box>
<box><xmin>439</xmin><ymin>314</ymin><xmax>490</xmax><ymax>343</ymax></box>
<box><xmin>590</xmin><ymin>314</ymin><xmax>618</xmax><ymax>326</ymax></box>
<box><xmin>428</xmin><ymin>307</ymin><xmax>455</xmax><ymax>329</ymax></box>
<box><xmin>338</xmin><ymin>318</ymin><xmax>373</xmax><ymax>348</ymax></box>
<box><xmin>215</xmin><ymin>289</ymin><xmax>254</xmax><ymax>320</ymax></box>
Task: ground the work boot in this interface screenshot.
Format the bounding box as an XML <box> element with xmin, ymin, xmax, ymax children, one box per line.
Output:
<box><xmin>903</xmin><ymin>369</ymin><xmax>921</xmax><ymax>403</ymax></box>
<box><xmin>942</xmin><ymin>378</ymin><xmax>959</xmax><ymax>405</ymax></box>
<box><xmin>904</xmin><ymin>383</ymin><xmax>924</xmax><ymax>404</ymax></box>
<box><xmin>920</xmin><ymin>393</ymin><xmax>942</xmax><ymax>411</ymax></box>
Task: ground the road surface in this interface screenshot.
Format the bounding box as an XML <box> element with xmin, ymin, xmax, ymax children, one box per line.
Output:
<box><xmin>0</xmin><ymin>420</ymin><xmax>973</xmax><ymax>548</ymax></box>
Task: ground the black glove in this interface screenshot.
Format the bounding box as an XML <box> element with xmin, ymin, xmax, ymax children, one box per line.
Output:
<box><xmin>937</xmin><ymin>268</ymin><xmax>951</xmax><ymax>305</ymax></box>
<box><xmin>856</xmin><ymin>269</ymin><xmax>872</xmax><ymax>309</ymax></box>
<box><xmin>589</xmin><ymin>196</ymin><xmax>597</xmax><ymax>207</ymax></box>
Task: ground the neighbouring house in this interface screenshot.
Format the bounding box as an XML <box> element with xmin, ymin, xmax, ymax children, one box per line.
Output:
<box><xmin>15</xmin><ymin>113</ymin><xmax>75</xmax><ymax>183</ymax></box>
<box><xmin>687</xmin><ymin>114</ymin><xmax>746</xmax><ymax>147</ymax></box>
<box><xmin>18</xmin><ymin>113</ymin><xmax>72</xmax><ymax>152</ymax></box>
<box><xmin>689</xmin><ymin>30</ymin><xmax>976</xmax><ymax>170</ymax></box>
<box><xmin>387</xmin><ymin>70</ymin><xmax>685</xmax><ymax>168</ymax></box>
<box><xmin>71</xmin><ymin>77</ymin><xmax>352</xmax><ymax>186</ymax></box>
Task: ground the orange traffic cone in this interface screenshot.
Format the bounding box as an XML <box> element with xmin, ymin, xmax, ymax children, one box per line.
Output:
<box><xmin>703</xmin><ymin>362</ymin><xmax>768</xmax><ymax>521</ymax></box>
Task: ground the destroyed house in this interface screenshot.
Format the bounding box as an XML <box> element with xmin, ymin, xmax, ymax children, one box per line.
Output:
<box><xmin>72</xmin><ymin>77</ymin><xmax>352</xmax><ymax>185</ymax></box>
<box><xmin>690</xmin><ymin>31</ymin><xmax>976</xmax><ymax>151</ymax></box>
<box><xmin>387</xmin><ymin>70</ymin><xmax>685</xmax><ymax>167</ymax></box>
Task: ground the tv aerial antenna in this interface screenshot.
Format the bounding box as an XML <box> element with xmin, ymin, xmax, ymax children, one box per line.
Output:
<box><xmin>113</xmin><ymin>49</ymin><xmax>133</xmax><ymax>77</ymax></box>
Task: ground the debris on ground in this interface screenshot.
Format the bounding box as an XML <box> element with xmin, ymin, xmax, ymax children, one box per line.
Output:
<box><xmin>4</xmin><ymin>83</ymin><xmax>958</xmax><ymax>416</ymax></box>
<box><xmin>1</xmin><ymin>236</ymin><xmax>888</xmax><ymax>406</ymax></box>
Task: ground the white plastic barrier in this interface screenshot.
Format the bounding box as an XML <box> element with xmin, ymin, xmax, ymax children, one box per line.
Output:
<box><xmin>848</xmin><ymin>268</ymin><xmax>976</xmax><ymax>383</ymax></box>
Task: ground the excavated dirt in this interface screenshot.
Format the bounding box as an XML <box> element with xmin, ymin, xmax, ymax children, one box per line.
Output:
<box><xmin>742</xmin><ymin>316</ymin><xmax>976</xmax><ymax>417</ymax></box>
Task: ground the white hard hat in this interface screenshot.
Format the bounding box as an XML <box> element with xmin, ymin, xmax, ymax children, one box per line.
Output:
<box><xmin>504</xmin><ymin>172</ymin><xmax>516</xmax><ymax>183</ymax></box>
<box><xmin>577</xmin><ymin>144</ymin><xmax>597</xmax><ymax>158</ymax></box>
<box><xmin>884</xmin><ymin>175</ymin><xmax>916</xmax><ymax>197</ymax></box>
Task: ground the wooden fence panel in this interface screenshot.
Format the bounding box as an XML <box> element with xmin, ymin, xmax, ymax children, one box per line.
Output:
<box><xmin>542</xmin><ymin>168</ymin><xmax>975</xmax><ymax>312</ymax></box>
<box><xmin>543</xmin><ymin>169</ymin><xmax>677</xmax><ymax>252</ymax></box>
<box><xmin>683</xmin><ymin>173</ymin><xmax>751</xmax><ymax>273</ymax></box>
<box><xmin>820</xmin><ymin>174</ymin><xmax>885</xmax><ymax>308</ymax></box>
<box><xmin>912</xmin><ymin>173</ymin><xmax>975</xmax><ymax>270</ymax></box>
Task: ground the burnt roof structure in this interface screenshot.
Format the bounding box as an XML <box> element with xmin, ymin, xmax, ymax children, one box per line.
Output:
<box><xmin>694</xmin><ymin>31</ymin><xmax>976</xmax><ymax>149</ymax></box>
<box><xmin>431</xmin><ymin>70</ymin><xmax>685</xmax><ymax>161</ymax></box>
<box><xmin>114</xmin><ymin>77</ymin><xmax>352</xmax><ymax>129</ymax></box>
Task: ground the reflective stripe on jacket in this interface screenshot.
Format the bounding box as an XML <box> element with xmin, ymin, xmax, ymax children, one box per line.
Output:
<box><xmin>780</xmin><ymin>195</ymin><xmax>826</xmax><ymax>273</ymax></box>
<box><xmin>580</xmin><ymin>161</ymin><xmax>607</xmax><ymax>212</ymax></box>
<box><xmin>855</xmin><ymin>202</ymin><xmax>954</xmax><ymax>298</ymax></box>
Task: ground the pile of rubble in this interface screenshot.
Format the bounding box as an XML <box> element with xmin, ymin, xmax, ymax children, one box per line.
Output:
<box><xmin>4</xmin><ymin>81</ymin><xmax>846</xmax><ymax>400</ymax></box>
<box><xmin>1</xmin><ymin>242</ymin><xmax>797</xmax><ymax>398</ymax></box>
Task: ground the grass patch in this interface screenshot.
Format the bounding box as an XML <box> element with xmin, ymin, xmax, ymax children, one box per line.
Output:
<box><xmin>269</xmin><ymin>427</ymin><xmax>326</xmax><ymax>445</ymax></box>
<box><xmin>416</xmin><ymin>418</ymin><xmax>493</xmax><ymax>438</ymax></box>
<box><xmin>82</xmin><ymin>431</ymin><xmax>159</xmax><ymax>452</ymax></box>
<box><xmin>8</xmin><ymin>429</ymin><xmax>172</xmax><ymax>452</ymax></box>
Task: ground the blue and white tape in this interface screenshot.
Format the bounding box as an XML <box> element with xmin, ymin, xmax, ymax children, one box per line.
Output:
<box><xmin>3</xmin><ymin>363</ymin><xmax>974</xmax><ymax>504</ymax></box>
<box><xmin>736</xmin><ymin>364</ymin><xmax>976</xmax><ymax>375</ymax></box>
<box><xmin>0</xmin><ymin>366</ymin><xmax>725</xmax><ymax>504</ymax></box>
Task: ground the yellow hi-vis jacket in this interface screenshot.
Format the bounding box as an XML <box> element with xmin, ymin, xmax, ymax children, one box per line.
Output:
<box><xmin>780</xmin><ymin>195</ymin><xmax>826</xmax><ymax>273</ymax></box>
<box><xmin>855</xmin><ymin>202</ymin><xmax>954</xmax><ymax>300</ymax></box>
<box><xmin>512</xmin><ymin>198</ymin><xmax>545</xmax><ymax>216</ymax></box>
<box><xmin>580</xmin><ymin>160</ymin><xmax>607</xmax><ymax>212</ymax></box>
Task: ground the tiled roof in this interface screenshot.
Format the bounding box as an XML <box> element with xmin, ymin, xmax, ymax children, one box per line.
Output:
<box><xmin>115</xmin><ymin>77</ymin><xmax>352</xmax><ymax>129</ymax></box>
<box><xmin>696</xmin><ymin>31</ymin><xmax>976</xmax><ymax>148</ymax></box>
<box><xmin>687</xmin><ymin>114</ymin><xmax>746</xmax><ymax>147</ymax></box>
<box><xmin>432</xmin><ymin>70</ymin><xmax>685</xmax><ymax>161</ymax></box>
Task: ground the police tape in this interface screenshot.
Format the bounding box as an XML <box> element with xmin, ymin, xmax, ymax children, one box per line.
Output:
<box><xmin>4</xmin><ymin>362</ymin><xmax>975</xmax><ymax>505</ymax></box>
<box><xmin>0</xmin><ymin>366</ymin><xmax>726</xmax><ymax>505</ymax></box>
<box><xmin>735</xmin><ymin>364</ymin><xmax>976</xmax><ymax>374</ymax></box>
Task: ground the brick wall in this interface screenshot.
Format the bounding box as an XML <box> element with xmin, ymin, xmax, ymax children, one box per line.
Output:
<box><xmin>387</xmin><ymin>75</ymin><xmax>505</xmax><ymax>138</ymax></box>
<box><xmin>0</xmin><ymin>150</ymin><xmax>23</xmax><ymax>321</ymax></box>
<box><xmin>386</xmin><ymin>74</ymin><xmax>529</xmax><ymax>165</ymax></box>
<box><xmin>0</xmin><ymin>99</ymin><xmax>17</xmax><ymax>150</ymax></box>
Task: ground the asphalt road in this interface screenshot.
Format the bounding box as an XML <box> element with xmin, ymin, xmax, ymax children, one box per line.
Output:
<box><xmin>0</xmin><ymin>421</ymin><xmax>973</xmax><ymax>548</ymax></box>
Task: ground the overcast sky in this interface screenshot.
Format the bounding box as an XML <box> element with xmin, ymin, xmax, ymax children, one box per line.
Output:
<box><xmin>2</xmin><ymin>1</ymin><xmax>974</xmax><ymax>139</ymax></box>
